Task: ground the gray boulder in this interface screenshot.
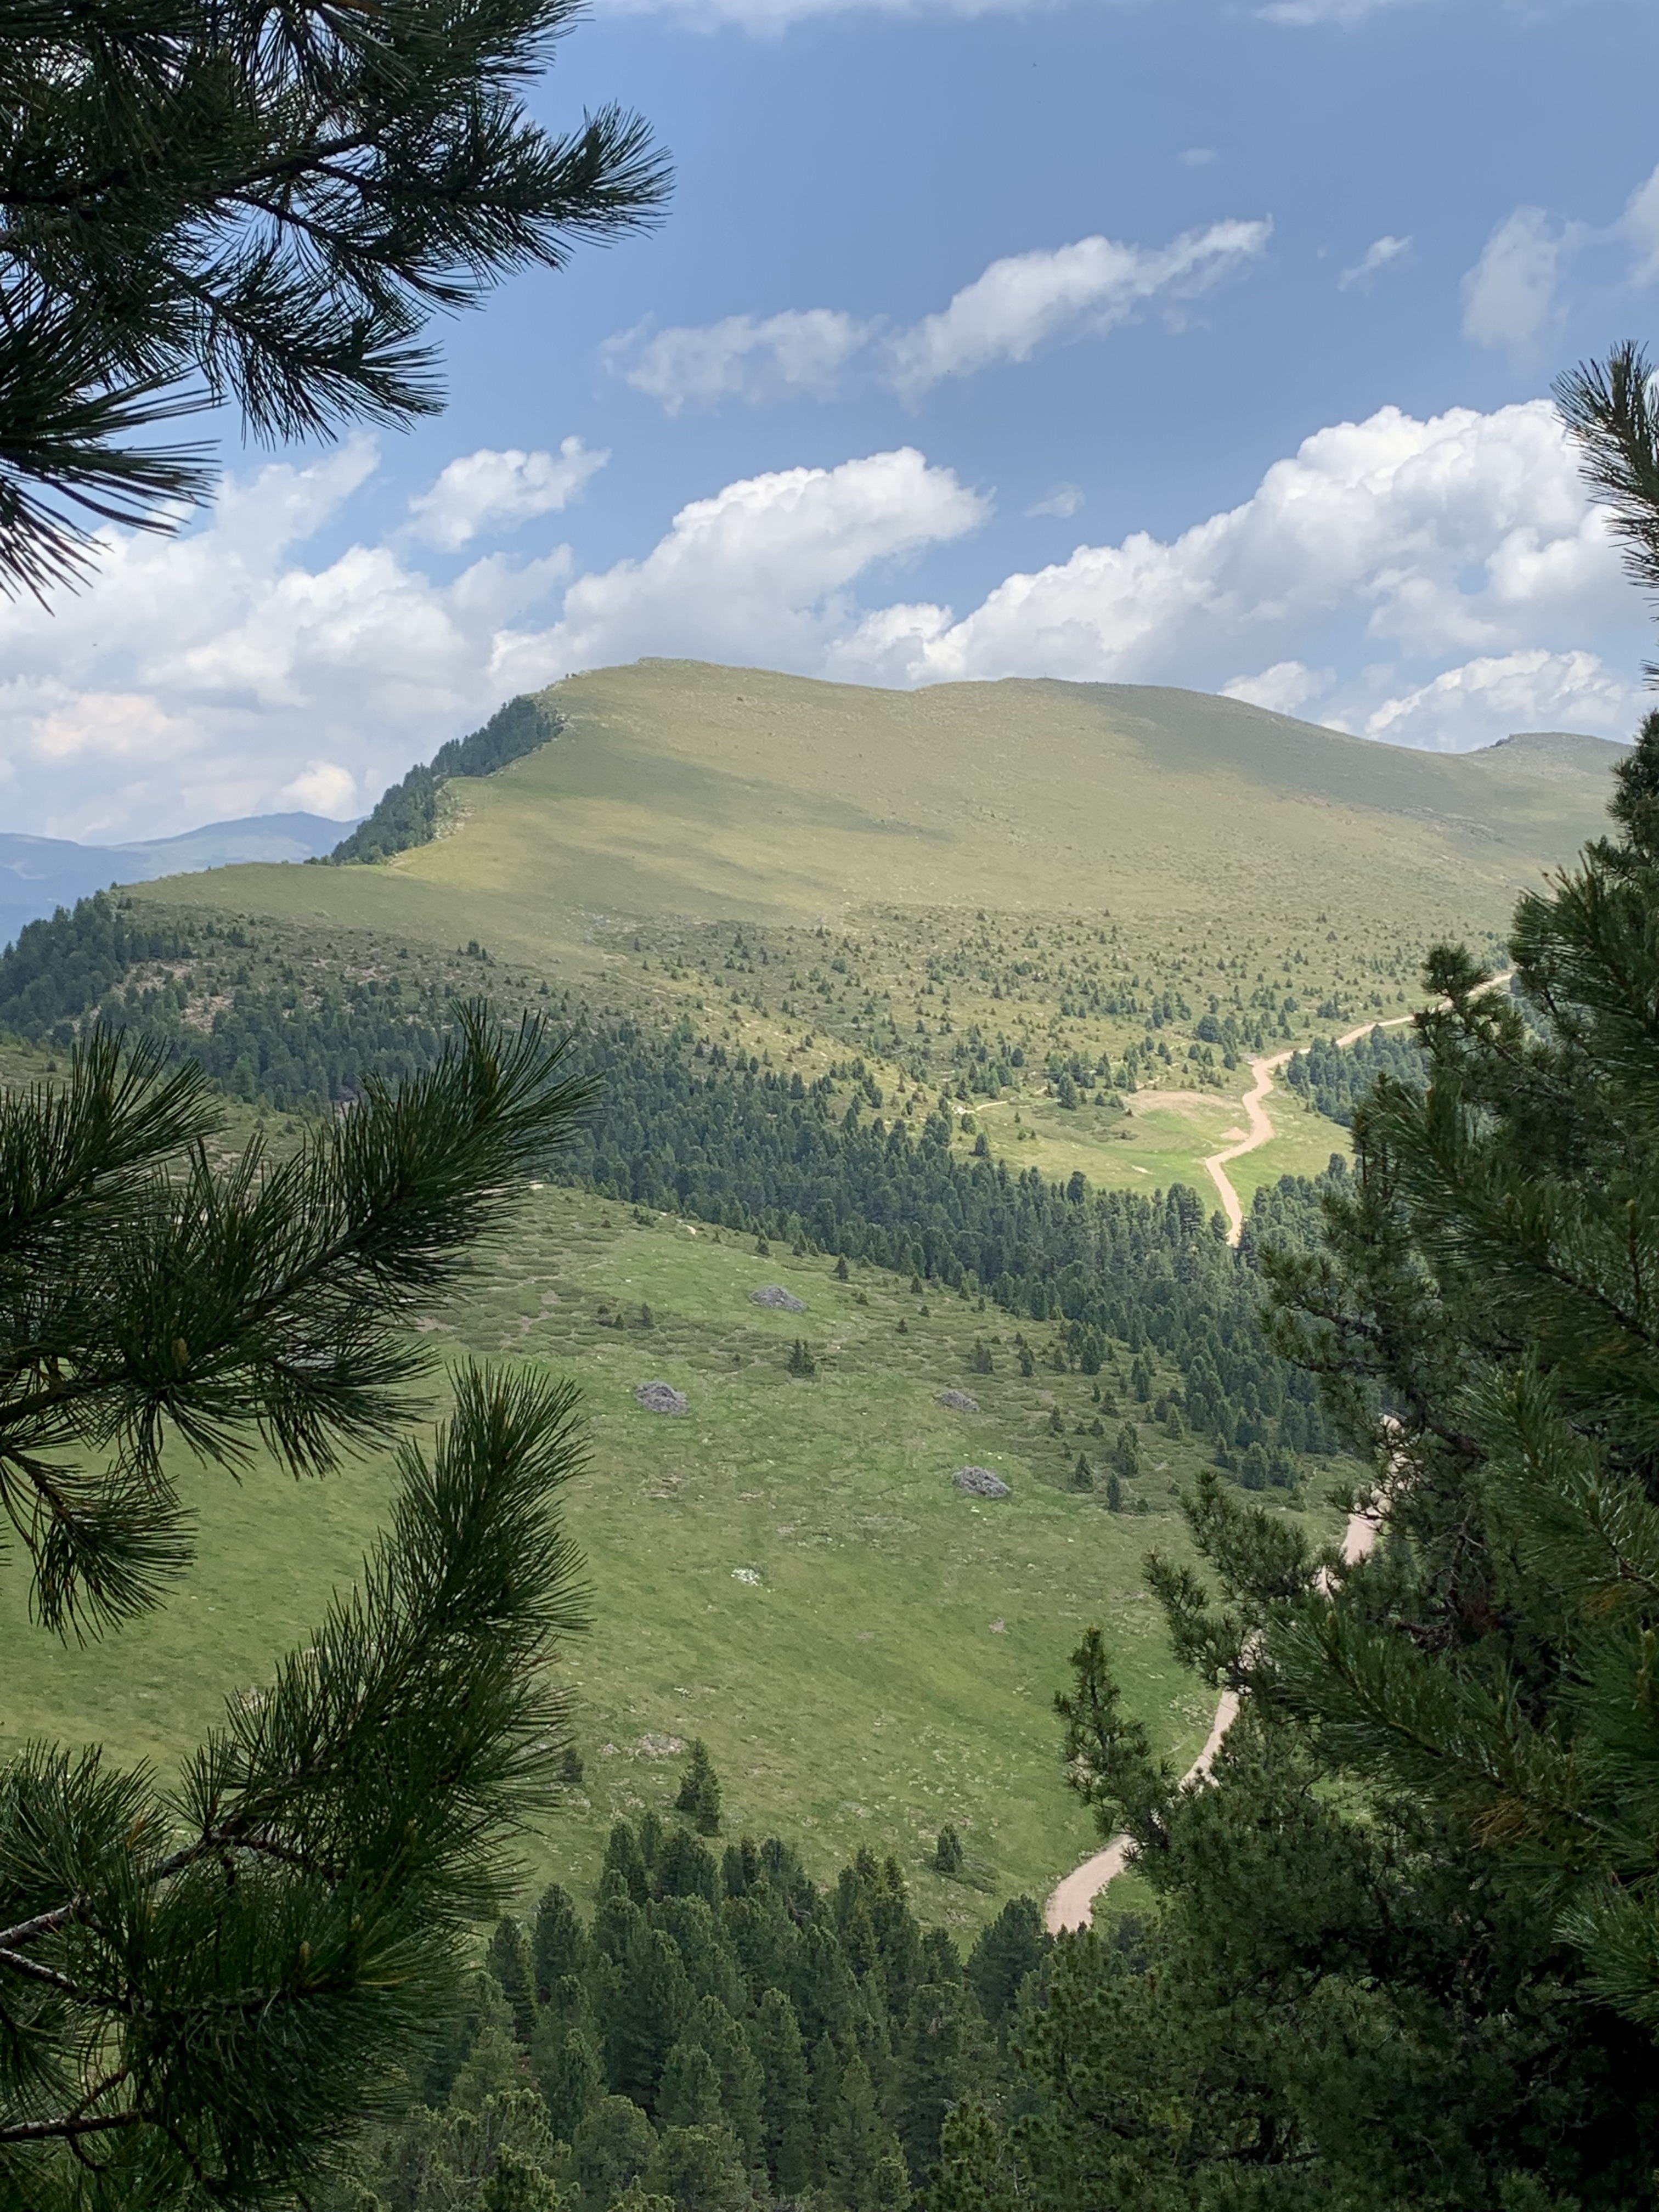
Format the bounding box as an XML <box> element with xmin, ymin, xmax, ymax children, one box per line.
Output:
<box><xmin>636</xmin><ymin>1381</ymin><xmax>689</xmax><ymax>1415</ymax></box>
<box><xmin>954</xmin><ymin>1465</ymin><xmax>1010</xmax><ymax>1499</ymax></box>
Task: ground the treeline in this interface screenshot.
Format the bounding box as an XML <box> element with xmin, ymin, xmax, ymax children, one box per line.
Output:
<box><xmin>0</xmin><ymin>903</ymin><xmax>1347</xmax><ymax>1481</ymax></box>
<box><xmin>322</xmin><ymin>1749</ymin><xmax>1049</xmax><ymax>2212</ymax></box>
<box><xmin>328</xmin><ymin>693</ymin><xmax>562</xmax><ymax>865</ymax></box>
<box><xmin>1282</xmin><ymin>1021</ymin><xmax>1426</xmax><ymax>1126</ymax></box>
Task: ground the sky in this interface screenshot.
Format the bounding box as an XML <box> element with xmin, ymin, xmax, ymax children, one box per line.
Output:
<box><xmin>4</xmin><ymin>0</ymin><xmax>1659</xmax><ymax>842</ymax></box>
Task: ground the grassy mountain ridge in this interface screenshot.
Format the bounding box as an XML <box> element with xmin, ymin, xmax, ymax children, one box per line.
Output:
<box><xmin>128</xmin><ymin>662</ymin><xmax>1623</xmax><ymax>958</ymax></box>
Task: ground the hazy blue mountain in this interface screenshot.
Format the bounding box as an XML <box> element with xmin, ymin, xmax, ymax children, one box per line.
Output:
<box><xmin>0</xmin><ymin>812</ymin><xmax>352</xmax><ymax>947</ymax></box>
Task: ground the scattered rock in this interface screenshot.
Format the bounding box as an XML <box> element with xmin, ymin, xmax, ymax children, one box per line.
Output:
<box><xmin>638</xmin><ymin>1732</ymin><xmax>686</xmax><ymax>1758</ymax></box>
<box><xmin>732</xmin><ymin>1567</ymin><xmax>761</xmax><ymax>1585</ymax></box>
<box><xmin>938</xmin><ymin>1389</ymin><xmax>980</xmax><ymax>1413</ymax></box>
<box><xmin>954</xmin><ymin>1465</ymin><xmax>1011</xmax><ymax>1499</ymax></box>
<box><xmin>752</xmin><ymin>1285</ymin><xmax>806</xmax><ymax>1312</ymax></box>
<box><xmin>990</xmin><ymin>1619</ymin><xmax>1007</xmax><ymax>1634</ymax></box>
<box><xmin>635</xmin><ymin>1380</ymin><xmax>689</xmax><ymax>1415</ymax></box>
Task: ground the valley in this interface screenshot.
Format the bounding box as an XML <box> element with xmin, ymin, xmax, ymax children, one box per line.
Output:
<box><xmin>0</xmin><ymin>663</ymin><xmax>1626</xmax><ymax>1932</ymax></box>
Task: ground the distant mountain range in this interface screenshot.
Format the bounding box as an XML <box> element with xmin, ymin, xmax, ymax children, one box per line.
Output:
<box><xmin>0</xmin><ymin>812</ymin><xmax>353</xmax><ymax>947</ymax></box>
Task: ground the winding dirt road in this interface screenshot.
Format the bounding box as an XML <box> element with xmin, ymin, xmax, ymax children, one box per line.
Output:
<box><xmin>1043</xmin><ymin>1017</ymin><xmax>1412</xmax><ymax>1932</ymax></box>
<box><xmin>1202</xmin><ymin>1014</ymin><xmax>1416</xmax><ymax>1246</ymax></box>
<box><xmin>1045</xmin><ymin>1511</ymin><xmax>1375</xmax><ymax>1932</ymax></box>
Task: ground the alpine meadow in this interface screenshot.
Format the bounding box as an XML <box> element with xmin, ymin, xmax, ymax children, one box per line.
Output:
<box><xmin>9</xmin><ymin>0</ymin><xmax>1659</xmax><ymax>2202</ymax></box>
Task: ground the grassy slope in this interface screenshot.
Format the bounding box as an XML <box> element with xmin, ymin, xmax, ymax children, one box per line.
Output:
<box><xmin>0</xmin><ymin>1188</ymin><xmax>1264</xmax><ymax>1931</ymax></box>
<box><xmin>137</xmin><ymin>661</ymin><xmax>1617</xmax><ymax>957</ymax></box>
<box><xmin>12</xmin><ymin>669</ymin><xmax>1622</xmax><ymax>1920</ymax></box>
<box><xmin>126</xmin><ymin>661</ymin><xmax>1621</xmax><ymax>1200</ymax></box>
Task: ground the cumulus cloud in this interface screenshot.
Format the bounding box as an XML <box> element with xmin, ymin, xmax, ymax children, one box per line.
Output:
<box><xmin>0</xmin><ymin>437</ymin><xmax>579</xmax><ymax>842</ymax></box>
<box><xmin>407</xmin><ymin>439</ymin><xmax>607</xmax><ymax>549</ymax></box>
<box><xmin>889</xmin><ymin>221</ymin><xmax>1272</xmax><ymax>396</ymax></box>
<box><xmin>1222</xmin><ymin>662</ymin><xmax>1330</xmax><ymax>717</ymax></box>
<box><xmin>1462</xmin><ymin>208</ymin><xmax>1572</xmax><ymax>358</ymax></box>
<box><xmin>1257</xmin><ymin>0</ymin><xmax>1422</xmax><ymax>24</ymax></box>
<box><xmin>1623</xmin><ymin>162</ymin><xmax>1659</xmax><ymax>285</ymax></box>
<box><xmin>281</xmin><ymin>762</ymin><xmax>359</xmax><ymax>818</ymax></box>
<box><xmin>606</xmin><ymin>221</ymin><xmax>1271</xmax><ymax>415</ymax></box>
<box><xmin>602</xmin><ymin>311</ymin><xmax>873</xmax><ymax>414</ymax></box>
<box><xmin>541</xmin><ymin>449</ymin><xmax>988</xmax><ymax>673</ymax></box>
<box><xmin>605</xmin><ymin>0</ymin><xmax>1037</xmax><ymax>32</ymax></box>
<box><xmin>1339</xmin><ymin>235</ymin><xmax>1413</xmax><ymax>292</ymax></box>
<box><xmin>1026</xmin><ymin>483</ymin><xmax>1085</xmax><ymax>520</ymax></box>
<box><xmin>1359</xmin><ymin>648</ymin><xmax>1628</xmax><ymax>751</ymax></box>
<box><xmin>826</xmin><ymin>400</ymin><xmax>1632</xmax><ymax>738</ymax></box>
<box><xmin>2</xmin><ymin>394</ymin><xmax>1643</xmax><ymax>845</ymax></box>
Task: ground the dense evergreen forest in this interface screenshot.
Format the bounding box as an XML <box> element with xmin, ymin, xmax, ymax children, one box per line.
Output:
<box><xmin>1280</xmin><ymin>1021</ymin><xmax>1425</xmax><ymax>1125</ymax></box>
<box><xmin>326</xmin><ymin>694</ymin><xmax>563</xmax><ymax>865</ymax></box>
<box><xmin>324</xmin><ymin>1758</ymin><xmax>1050</xmax><ymax>2211</ymax></box>
<box><xmin>0</xmin><ymin>894</ymin><xmax>1347</xmax><ymax>1488</ymax></box>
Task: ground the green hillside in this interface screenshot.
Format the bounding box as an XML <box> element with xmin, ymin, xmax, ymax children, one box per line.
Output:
<box><xmin>0</xmin><ymin>667</ymin><xmax>1628</xmax><ymax>1927</ymax></box>
<box><xmin>135</xmin><ymin>660</ymin><xmax>1621</xmax><ymax>957</ymax></box>
<box><xmin>114</xmin><ymin>659</ymin><xmax>1621</xmax><ymax>1196</ymax></box>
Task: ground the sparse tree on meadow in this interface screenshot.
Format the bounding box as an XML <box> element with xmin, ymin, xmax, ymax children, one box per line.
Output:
<box><xmin>676</xmin><ymin>1737</ymin><xmax>723</xmax><ymax>1836</ymax></box>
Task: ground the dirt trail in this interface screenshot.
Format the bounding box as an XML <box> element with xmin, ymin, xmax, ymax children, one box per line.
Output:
<box><xmin>1202</xmin><ymin>1011</ymin><xmax>1415</xmax><ymax>1245</ymax></box>
<box><xmin>1045</xmin><ymin>984</ymin><xmax>1511</xmax><ymax>1933</ymax></box>
<box><xmin>1045</xmin><ymin>1510</ymin><xmax>1377</xmax><ymax>1933</ymax></box>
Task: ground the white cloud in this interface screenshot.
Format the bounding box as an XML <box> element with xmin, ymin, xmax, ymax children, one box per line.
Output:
<box><xmin>1462</xmin><ymin>208</ymin><xmax>1571</xmax><ymax>358</ymax></box>
<box><xmin>890</xmin><ymin>221</ymin><xmax>1272</xmax><ymax>396</ymax></box>
<box><xmin>1</xmin><ymin>394</ymin><xmax>1641</xmax><ymax>847</ymax></box>
<box><xmin>1222</xmin><ymin>661</ymin><xmax>1330</xmax><ymax>717</ymax></box>
<box><xmin>602</xmin><ymin>311</ymin><xmax>873</xmax><ymax>414</ymax></box>
<box><xmin>0</xmin><ymin>438</ymin><xmax>578</xmax><ymax>842</ymax></box>
<box><xmin>407</xmin><ymin>439</ymin><xmax>607</xmax><ymax>549</ymax></box>
<box><xmin>1358</xmin><ymin>648</ymin><xmax>1630</xmax><ymax>751</ymax></box>
<box><xmin>1623</xmin><ymin>162</ymin><xmax>1659</xmax><ymax>285</ymax></box>
<box><xmin>608</xmin><ymin>221</ymin><xmax>1272</xmax><ymax>416</ymax></box>
<box><xmin>603</xmin><ymin>0</ymin><xmax>1036</xmax><ymax>32</ymax></box>
<box><xmin>1179</xmin><ymin>148</ymin><xmax>1219</xmax><ymax>168</ymax></box>
<box><xmin>1026</xmin><ymin>483</ymin><xmax>1085</xmax><ymax>520</ymax></box>
<box><xmin>540</xmin><ymin>449</ymin><xmax>988</xmax><ymax>672</ymax></box>
<box><xmin>827</xmin><ymin>400</ymin><xmax>1630</xmax><ymax>713</ymax></box>
<box><xmin>1258</xmin><ymin>0</ymin><xmax>1423</xmax><ymax>24</ymax></box>
<box><xmin>281</xmin><ymin>762</ymin><xmax>359</xmax><ymax>818</ymax></box>
<box><xmin>1339</xmin><ymin>234</ymin><xmax>1414</xmax><ymax>292</ymax></box>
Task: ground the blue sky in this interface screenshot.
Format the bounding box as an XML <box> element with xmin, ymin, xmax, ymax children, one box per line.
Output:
<box><xmin>4</xmin><ymin>0</ymin><xmax>1659</xmax><ymax>840</ymax></box>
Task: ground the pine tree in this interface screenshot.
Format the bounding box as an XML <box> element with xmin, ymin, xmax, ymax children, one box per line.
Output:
<box><xmin>788</xmin><ymin>1337</ymin><xmax>817</xmax><ymax>1378</ymax></box>
<box><xmin>965</xmin><ymin>1897</ymin><xmax>1049</xmax><ymax>2030</ymax></box>
<box><xmin>487</xmin><ymin>1915</ymin><xmax>537</xmax><ymax>2045</ymax></box>
<box><xmin>676</xmin><ymin>1738</ymin><xmax>724</xmax><ymax>1835</ymax></box>
<box><xmin>531</xmin><ymin>1882</ymin><xmax>588</xmax><ymax>2004</ymax></box>
<box><xmin>530</xmin><ymin>2019</ymin><xmax>604</xmax><ymax>2145</ymax></box>
<box><xmin>753</xmin><ymin>1988</ymin><xmax>816</xmax><ymax>2195</ymax></box>
<box><xmin>827</xmin><ymin>2055</ymin><xmax>910</xmax><ymax>2212</ymax></box>
<box><xmin>0</xmin><ymin>1012</ymin><xmax>594</xmax><ymax>2203</ymax></box>
<box><xmin>1023</xmin><ymin>357</ymin><xmax>1659</xmax><ymax>2204</ymax></box>
<box><xmin>0</xmin><ymin>0</ymin><xmax>668</xmax><ymax>597</ymax></box>
<box><xmin>894</xmin><ymin>1978</ymin><xmax>989</xmax><ymax>2182</ymax></box>
<box><xmin>658</xmin><ymin>2041</ymin><xmax>724</xmax><ymax>2131</ymax></box>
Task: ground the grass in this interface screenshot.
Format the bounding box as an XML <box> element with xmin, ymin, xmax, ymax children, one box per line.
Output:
<box><xmin>122</xmin><ymin>659</ymin><xmax>1619</xmax><ymax>1199</ymax></box>
<box><xmin>0</xmin><ymin>1193</ymin><xmax>1339</xmax><ymax>1932</ymax></box>
<box><xmin>7</xmin><ymin>661</ymin><xmax>1610</xmax><ymax>1925</ymax></box>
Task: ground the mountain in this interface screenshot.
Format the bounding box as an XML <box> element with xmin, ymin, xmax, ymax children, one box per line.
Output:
<box><xmin>122</xmin><ymin>662</ymin><xmax>1629</xmax><ymax>974</ymax></box>
<box><xmin>0</xmin><ymin>811</ymin><xmax>351</xmax><ymax>946</ymax></box>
